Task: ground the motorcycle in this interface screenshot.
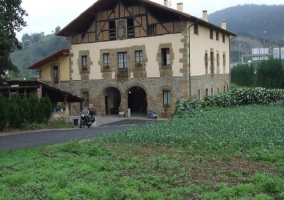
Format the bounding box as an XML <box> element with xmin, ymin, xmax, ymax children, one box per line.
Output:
<box><xmin>79</xmin><ymin>108</ymin><xmax>95</xmax><ymax>128</ymax></box>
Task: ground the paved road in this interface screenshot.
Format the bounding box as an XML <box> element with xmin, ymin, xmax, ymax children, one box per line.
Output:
<box><xmin>0</xmin><ymin>119</ymin><xmax>161</xmax><ymax>152</ymax></box>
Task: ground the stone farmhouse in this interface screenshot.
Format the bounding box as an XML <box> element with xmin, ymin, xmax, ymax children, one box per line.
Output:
<box><xmin>29</xmin><ymin>0</ymin><xmax>236</xmax><ymax>118</ymax></box>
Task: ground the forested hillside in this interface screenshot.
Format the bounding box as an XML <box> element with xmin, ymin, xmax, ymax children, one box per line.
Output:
<box><xmin>10</xmin><ymin>31</ymin><xmax>68</xmax><ymax>79</ymax></box>
<box><xmin>208</xmin><ymin>4</ymin><xmax>284</xmax><ymax>42</ymax></box>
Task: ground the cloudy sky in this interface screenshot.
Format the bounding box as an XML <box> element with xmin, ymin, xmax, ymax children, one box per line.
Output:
<box><xmin>17</xmin><ymin>0</ymin><xmax>284</xmax><ymax>40</ymax></box>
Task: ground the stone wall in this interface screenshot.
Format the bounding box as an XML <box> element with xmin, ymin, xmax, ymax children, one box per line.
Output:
<box><xmin>70</xmin><ymin>76</ymin><xmax>188</xmax><ymax>118</ymax></box>
<box><xmin>190</xmin><ymin>74</ymin><xmax>230</xmax><ymax>100</ymax></box>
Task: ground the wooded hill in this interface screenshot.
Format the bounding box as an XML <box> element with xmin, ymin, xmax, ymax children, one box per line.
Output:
<box><xmin>10</xmin><ymin>34</ymin><xmax>68</xmax><ymax>79</ymax></box>
<box><xmin>208</xmin><ymin>4</ymin><xmax>284</xmax><ymax>42</ymax></box>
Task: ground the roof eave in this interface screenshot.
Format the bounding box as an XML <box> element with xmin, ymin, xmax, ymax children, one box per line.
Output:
<box><xmin>28</xmin><ymin>49</ymin><xmax>70</xmax><ymax>70</ymax></box>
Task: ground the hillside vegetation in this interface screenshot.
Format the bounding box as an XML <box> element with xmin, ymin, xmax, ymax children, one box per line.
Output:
<box><xmin>209</xmin><ymin>4</ymin><xmax>284</xmax><ymax>42</ymax></box>
<box><xmin>10</xmin><ymin>34</ymin><xmax>68</xmax><ymax>79</ymax></box>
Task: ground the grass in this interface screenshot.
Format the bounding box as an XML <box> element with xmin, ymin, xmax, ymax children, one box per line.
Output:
<box><xmin>1</xmin><ymin>120</ymin><xmax>75</xmax><ymax>135</ymax></box>
<box><xmin>0</xmin><ymin>105</ymin><xmax>284</xmax><ymax>199</ymax></box>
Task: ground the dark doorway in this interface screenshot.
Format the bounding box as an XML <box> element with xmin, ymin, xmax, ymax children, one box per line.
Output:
<box><xmin>104</xmin><ymin>87</ymin><xmax>121</xmax><ymax>115</ymax></box>
<box><xmin>52</xmin><ymin>66</ymin><xmax>59</xmax><ymax>84</ymax></box>
<box><xmin>105</xmin><ymin>96</ymin><xmax>109</xmax><ymax>115</ymax></box>
<box><xmin>128</xmin><ymin>86</ymin><xmax>147</xmax><ymax>114</ymax></box>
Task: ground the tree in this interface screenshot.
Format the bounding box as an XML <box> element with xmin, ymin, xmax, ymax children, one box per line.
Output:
<box><xmin>0</xmin><ymin>0</ymin><xmax>27</xmax><ymax>83</ymax></box>
<box><xmin>21</xmin><ymin>33</ymin><xmax>31</xmax><ymax>43</ymax></box>
<box><xmin>256</xmin><ymin>58</ymin><xmax>284</xmax><ymax>88</ymax></box>
<box><xmin>55</xmin><ymin>26</ymin><xmax>61</xmax><ymax>34</ymax></box>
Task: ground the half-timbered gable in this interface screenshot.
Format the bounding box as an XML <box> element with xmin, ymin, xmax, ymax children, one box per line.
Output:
<box><xmin>59</xmin><ymin>1</ymin><xmax>185</xmax><ymax>45</ymax></box>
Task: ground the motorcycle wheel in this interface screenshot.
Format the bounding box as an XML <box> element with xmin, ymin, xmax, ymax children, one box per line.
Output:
<box><xmin>79</xmin><ymin>120</ymin><xmax>83</xmax><ymax>128</ymax></box>
<box><xmin>87</xmin><ymin>123</ymin><xmax>91</xmax><ymax>128</ymax></box>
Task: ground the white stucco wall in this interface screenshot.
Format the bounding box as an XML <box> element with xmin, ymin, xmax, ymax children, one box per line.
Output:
<box><xmin>40</xmin><ymin>56</ymin><xmax>69</xmax><ymax>82</ymax></box>
<box><xmin>189</xmin><ymin>22</ymin><xmax>230</xmax><ymax>76</ymax></box>
<box><xmin>71</xmin><ymin>33</ymin><xmax>184</xmax><ymax>80</ymax></box>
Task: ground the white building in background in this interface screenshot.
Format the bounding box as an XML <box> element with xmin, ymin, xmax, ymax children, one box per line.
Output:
<box><xmin>252</xmin><ymin>48</ymin><xmax>270</xmax><ymax>61</ymax></box>
<box><xmin>280</xmin><ymin>47</ymin><xmax>284</xmax><ymax>60</ymax></box>
<box><xmin>273</xmin><ymin>48</ymin><xmax>280</xmax><ymax>59</ymax></box>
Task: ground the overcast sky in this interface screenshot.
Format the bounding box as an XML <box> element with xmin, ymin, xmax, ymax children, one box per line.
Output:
<box><xmin>17</xmin><ymin>0</ymin><xmax>284</xmax><ymax>40</ymax></box>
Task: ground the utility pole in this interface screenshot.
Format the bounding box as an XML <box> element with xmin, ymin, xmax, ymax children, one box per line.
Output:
<box><xmin>263</xmin><ymin>31</ymin><xmax>266</xmax><ymax>48</ymax></box>
<box><xmin>239</xmin><ymin>43</ymin><xmax>241</xmax><ymax>63</ymax></box>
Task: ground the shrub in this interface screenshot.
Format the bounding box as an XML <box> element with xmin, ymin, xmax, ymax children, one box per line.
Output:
<box><xmin>175</xmin><ymin>88</ymin><xmax>284</xmax><ymax>118</ymax></box>
<box><xmin>0</xmin><ymin>94</ymin><xmax>8</xmax><ymax>130</ymax></box>
<box><xmin>42</xmin><ymin>96</ymin><xmax>52</xmax><ymax>122</ymax></box>
<box><xmin>19</xmin><ymin>96</ymin><xmax>31</xmax><ymax>124</ymax></box>
<box><xmin>174</xmin><ymin>98</ymin><xmax>201</xmax><ymax>118</ymax></box>
<box><xmin>27</xmin><ymin>94</ymin><xmax>39</xmax><ymax>123</ymax></box>
<box><xmin>8</xmin><ymin>95</ymin><xmax>22</xmax><ymax>128</ymax></box>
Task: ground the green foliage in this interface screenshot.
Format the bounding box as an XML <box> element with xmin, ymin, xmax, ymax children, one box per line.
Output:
<box><xmin>8</xmin><ymin>95</ymin><xmax>22</xmax><ymax>128</ymax></box>
<box><xmin>0</xmin><ymin>0</ymin><xmax>27</xmax><ymax>82</ymax></box>
<box><xmin>175</xmin><ymin>88</ymin><xmax>283</xmax><ymax>117</ymax></box>
<box><xmin>27</xmin><ymin>94</ymin><xmax>39</xmax><ymax>123</ymax></box>
<box><xmin>0</xmin><ymin>95</ymin><xmax>8</xmax><ymax>130</ymax></box>
<box><xmin>201</xmin><ymin>88</ymin><xmax>284</xmax><ymax>109</ymax></box>
<box><xmin>42</xmin><ymin>96</ymin><xmax>52</xmax><ymax>122</ymax></box>
<box><xmin>0</xmin><ymin>94</ymin><xmax>53</xmax><ymax>129</ymax></box>
<box><xmin>256</xmin><ymin>58</ymin><xmax>284</xmax><ymax>88</ymax></box>
<box><xmin>10</xmin><ymin>34</ymin><xmax>68</xmax><ymax>78</ymax></box>
<box><xmin>1</xmin><ymin>105</ymin><xmax>284</xmax><ymax>199</ymax></box>
<box><xmin>231</xmin><ymin>64</ymin><xmax>255</xmax><ymax>87</ymax></box>
<box><xmin>174</xmin><ymin>97</ymin><xmax>201</xmax><ymax>118</ymax></box>
<box><xmin>209</xmin><ymin>4</ymin><xmax>284</xmax><ymax>41</ymax></box>
<box><xmin>36</xmin><ymin>95</ymin><xmax>52</xmax><ymax>123</ymax></box>
<box><xmin>98</xmin><ymin>105</ymin><xmax>284</xmax><ymax>156</ymax></box>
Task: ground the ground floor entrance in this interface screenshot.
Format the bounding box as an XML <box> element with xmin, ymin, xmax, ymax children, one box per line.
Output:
<box><xmin>103</xmin><ymin>86</ymin><xmax>147</xmax><ymax>117</ymax></box>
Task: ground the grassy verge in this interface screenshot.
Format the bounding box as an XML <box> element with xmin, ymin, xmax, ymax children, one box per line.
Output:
<box><xmin>0</xmin><ymin>120</ymin><xmax>75</xmax><ymax>135</ymax></box>
<box><xmin>0</xmin><ymin>105</ymin><xmax>284</xmax><ymax>199</ymax></box>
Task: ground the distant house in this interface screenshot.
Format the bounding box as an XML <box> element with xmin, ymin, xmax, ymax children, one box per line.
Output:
<box><xmin>28</xmin><ymin>49</ymin><xmax>70</xmax><ymax>91</ymax></box>
<box><xmin>30</xmin><ymin>0</ymin><xmax>236</xmax><ymax>118</ymax></box>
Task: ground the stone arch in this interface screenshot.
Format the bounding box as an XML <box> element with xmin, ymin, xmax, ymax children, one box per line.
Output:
<box><xmin>97</xmin><ymin>83</ymin><xmax>124</xmax><ymax>116</ymax></box>
<box><xmin>126</xmin><ymin>82</ymin><xmax>151</xmax><ymax>115</ymax></box>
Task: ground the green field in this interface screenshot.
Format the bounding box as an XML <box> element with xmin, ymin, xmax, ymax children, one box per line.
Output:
<box><xmin>0</xmin><ymin>105</ymin><xmax>284</xmax><ymax>199</ymax></box>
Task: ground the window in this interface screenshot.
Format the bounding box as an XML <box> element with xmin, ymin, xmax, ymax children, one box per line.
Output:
<box><xmin>163</xmin><ymin>90</ymin><xmax>171</xmax><ymax>106</ymax></box>
<box><xmin>103</xmin><ymin>53</ymin><xmax>110</xmax><ymax>66</ymax></box>
<box><xmin>135</xmin><ymin>50</ymin><xmax>143</xmax><ymax>63</ymax></box>
<box><xmin>211</xmin><ymin>88</ymin><xmax>214</xmax><ymax>96</ymax></box>
<box><xmin>217</xmin><ymin>53</ymin><xmax>220</xmax><ymax>74</ymax></box>
<box><xmin>82</xmin><ymin>55</ymin><xmax>88</xmax><ymax>70</ymax></box>
<box><xmin>127</xmin><ymin>18</ymin><xmax>135</xmax><ymax>38</ymax></box>
<box><xmin>205</xmin><ymin>89</ymin><xmax>208</xmax><ymax>97</ymax></box>
<box><xmin>194</xmin><ymin>23</ymin><xmax>198</xmax><ymax>35</ymax></box>
<box><xmin>223</xmin><ymin>54</ymin><xmax>226</xmax><ymax>73</ymax></box>
<box><xmin>149</xmin><ymin>25</ymin><xmax>156</xmax><ymax>36</ymax></box>
<box><xmin>216</xmin><ymin>31</ymin><xmax>219</xmax><ymax>41</ymax></box>
<box><xmin>210</xmin><ymin>51</ymin><xmax>214</xmax><ymax>74</ymax></box>
<box><xmin>222</xmin><ymin>33</ymin><xmax>225</xmax><ymax>43</ymax></box>
<box><xmin>109</xmin><ymin>21</ymin><xmax>116</xmax><ymax>40</ymax></box>
<box><xmin>198</xmin><ymin>89</ymin><xmax>201</xmax><ymax>100</ymax></box>
<box><xmin>205</xmin><ymin>53</ymin><xmax>208</xmax><ymax>74</ymax></box>
<box><xmin>210</xmin><ymin>29</ymin><xmax>213</xmax><ymax>39</ymax></box>
<box><xmin>82</xmin><ymin>92</ymin><xmax>89</xmax><ymax>108</ymax></box>
<box><xmin>161</xmin><ymin>48</ymin><xmax>170</xmax><ymax>66</ymax></box>
<box><xmin>118</xmin><ymin>52</ymin><xmax>128</xmax><ymax>68</ymax></box>
<box><xmin>52</xmin><ymin>66</ymin><xmax>59</xmax><ymax>84</ymax></box>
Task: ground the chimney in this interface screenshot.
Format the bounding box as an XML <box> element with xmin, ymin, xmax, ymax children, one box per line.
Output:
<box><xmin>221</xmin><ymin>20</ymin><xmax>226</xmax><ymax>29</ymax></box>
<box><xmin>202</xmin><ymin>10</ymin><xmax>208</xmax><ymax>22</ymax></box>
<box><xmin>177</xmin><ymin>3</ymin><xmax>183</xmax><ymax>12</ymax></box>
<box><xmin>164</xmin><ymin>0</ymin><xmax>168</xmax><ymax>7</ymax></box>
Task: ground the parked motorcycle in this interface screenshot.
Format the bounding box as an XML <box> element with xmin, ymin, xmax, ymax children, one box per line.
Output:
<box><xmin>79</xmin><ymin>108</ymin><xmax>95</xmax><ymax>128</ymax></box>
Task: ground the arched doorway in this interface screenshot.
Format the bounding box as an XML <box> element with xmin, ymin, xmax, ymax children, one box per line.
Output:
<box><xmin>104</xmin><ymin>87</ymin><xmax>121</xmax><ymax>115</ymax></box>
<box><xmin>128</xmin><ymin>86</ymin><xmax>147</xmax><ymax>115</ymax></box>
